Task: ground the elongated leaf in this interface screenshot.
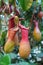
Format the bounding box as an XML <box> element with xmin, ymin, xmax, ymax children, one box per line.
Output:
<box><xmin>19</xmin><ymin>0</ymin><xmax>33</xmax><ymax>11</ymax></box>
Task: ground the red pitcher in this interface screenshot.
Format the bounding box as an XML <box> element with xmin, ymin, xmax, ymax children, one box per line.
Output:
<box><xmin>4</xmin><ymin>27</ymin><xmax>19</xmax><ymax>53</ymax></box>
<box><xmin>19</xmin><ymin>24</ymin><xmax>31</xmax><ymax>58</ymax></box>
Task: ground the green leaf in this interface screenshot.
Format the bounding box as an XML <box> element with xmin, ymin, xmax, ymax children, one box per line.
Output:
<box><xmin>9</xmin><ymin>62</ymin><xmax>30</xmax><ymax>65</ymax></box>
<box><xmin>19</xmin><ymin>0</ymin><xmax>33</xmax><ymax>11</ymax></box>
<box><xmin>9</xmin><ymin>62</ymin><xmax>38</xmax><ymax>65</ymax></box>
<box><xmin>41</xmin><ymin>1</ymin><xmax>43</xmax><ymax>11</ymax></box>
<box><xmin>0</xmin><ymin>54</ymin><xmax>11</xmax><ymax>65</ymax></box>
<box><xmin>18</xmin><ymin>62</ymin><xmax>30</xmax><ymax>65</ymax></box>
<box><xmin>0</xmin><ymin>30</ymin><xmax>7</xmax><ymax>46</ymax></box>
<box><xmin>37</xmin><ymin>52</ymin><xmax>43</xmax><ymax>58</ymax></box>
<box><xmin>30</xmin><ymin>63</ymin><xmax>38</xmax><ymax>65</ymax></box>
<box><xmin>1</xmin><ymin>30</ymin><xmax>7</xmax><ymax>38</ymax></box>
<box><xmin>9</xmin><ymin>0</ymin><xmax>15</xmax><ymax>5</ymax></box>
<box><xmin>4</xmin><ymin>0</ymin><xmax>9</xmax><ymax>4</ymax></box>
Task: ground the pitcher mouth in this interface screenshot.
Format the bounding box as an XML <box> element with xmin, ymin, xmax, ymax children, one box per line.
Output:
<box><xmin>19</xmin><ymin>23</ymin><xmax>30</xmax><ymax>30</ymax></box>
<box><xmin>9</xmin><ymin>27</ymin><xmax>19</xmax><ymax>32</ymax></box>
